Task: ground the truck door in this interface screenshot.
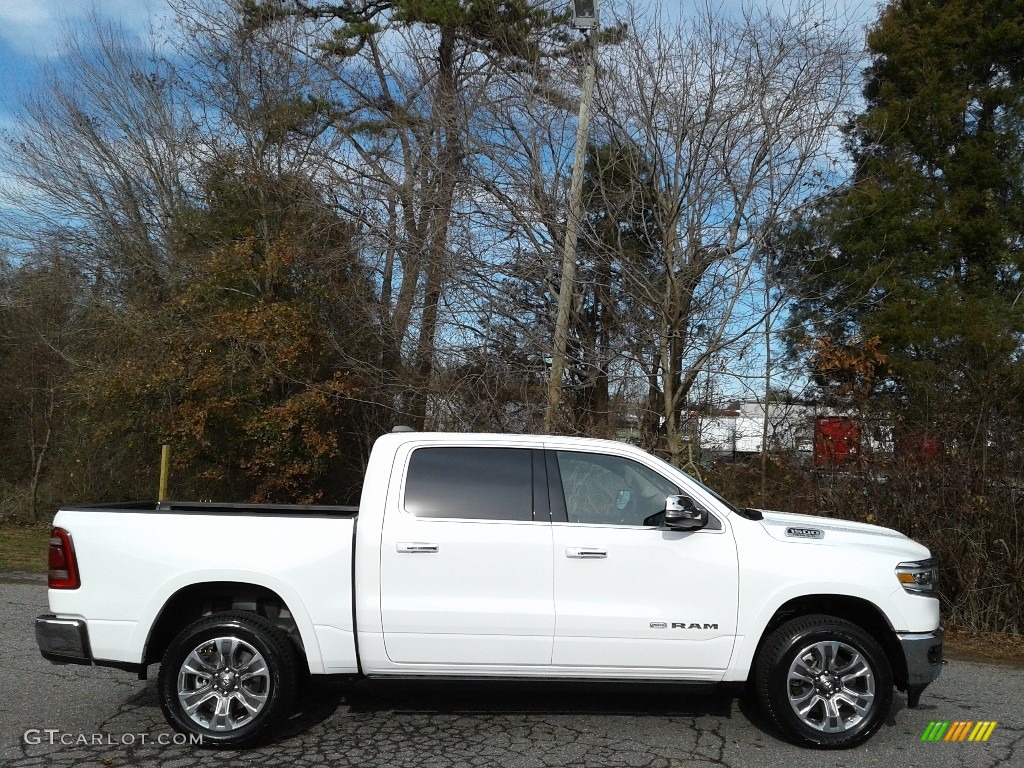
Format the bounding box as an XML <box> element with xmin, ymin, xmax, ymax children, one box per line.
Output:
<box><xmin>548</xmin><ymin>449</ymin><xmax>739</xmax><ymax>672</ymax></box>
<box><xmin>379</xmin><ymin>445</ymin><xmax>554</xmax><ymax>665</ymax></box>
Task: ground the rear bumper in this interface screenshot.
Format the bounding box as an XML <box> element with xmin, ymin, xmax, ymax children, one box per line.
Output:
<box><xmin>36</xmin><ymin>614</ymin><xmax>146</xmax><ymax>677</ymax></box>
<box><xmin>898</xmin><ymin>625</ymin><xmax>944</xmax><ymax>689</ymax></box>
<box><xmin>36</xmin><ymin>614</ymin><xmax>92</xmax><ymax>665</ymax></box>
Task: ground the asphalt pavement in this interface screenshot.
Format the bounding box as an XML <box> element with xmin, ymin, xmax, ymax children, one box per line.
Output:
<box><xmin>1</xmin><ymin>578</ymin><xmax>1021</xmax><ymax>767</ymax></box>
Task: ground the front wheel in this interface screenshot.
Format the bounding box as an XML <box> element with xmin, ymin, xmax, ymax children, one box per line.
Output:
<box><xmin>158</xmin><ymin>611</ymin><xmax>298</xmax><ymax>748</ymax></box>
<box><xmin>754</xmin><ymin>614</ymin><xmax>893</xmax><ymax>749</ymax></box>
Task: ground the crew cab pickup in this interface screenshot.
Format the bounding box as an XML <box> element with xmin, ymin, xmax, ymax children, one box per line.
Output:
<box><xmin>36</xmin><ymin>432</ymin><xmax>943</xmax><ymax>749</ymax></box>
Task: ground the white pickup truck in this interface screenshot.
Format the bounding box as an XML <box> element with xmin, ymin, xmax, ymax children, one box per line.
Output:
<box><xmin>36</xmin><ymin>431</ymin><xmax>943</xmax><ymax>749</ymax></box>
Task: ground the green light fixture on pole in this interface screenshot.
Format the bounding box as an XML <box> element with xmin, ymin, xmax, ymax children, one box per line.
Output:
<box><xmin>572</xmin><ymin>0</ymin><xmax>598</xmax><ymax>29</ymax></box>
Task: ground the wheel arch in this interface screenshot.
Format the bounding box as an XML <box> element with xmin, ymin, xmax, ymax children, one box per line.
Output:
<box><xmin>747</xmin><ymin>594</ymin><xmax>906</xmax><ymax>689</ymax></box>
<box><xmin>142</xmin><ymin>581</ymin><xmax>316</xmax><ymax>674</ymax></box>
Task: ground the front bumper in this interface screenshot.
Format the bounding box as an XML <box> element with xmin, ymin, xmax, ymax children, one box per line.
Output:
<box><xmin>897</xmin><ymin>625</ymin><xmax>944</xmax><ymax>706</ymax></box>
<box><xmin>899</xmin><ymin>625</ymin><xmax>944</xmax><ymax>685</ymax></box>
<box><xmin>36</xmin><ymin>614</ymin><xmax>92</xmax><ymax>666</ymax></box>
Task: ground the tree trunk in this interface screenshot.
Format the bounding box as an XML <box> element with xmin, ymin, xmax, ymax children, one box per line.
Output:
<box><xmin>408</xmin><ymin>25</ymin><xmax>461</xmax><ymax>429</ymax></box>
<box><xmin>28</xmin><ymin>391</ymin><xmax>55</xmax><ymax>523</ymax></box>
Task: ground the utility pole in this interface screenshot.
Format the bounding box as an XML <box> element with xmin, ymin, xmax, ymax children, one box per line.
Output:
<box><xmin>158</xmin><ymin>444</ymin><xmax>170</xmax><ymax>502</ymax></box>
<box><xmin>546</xmin><ymin>0</ymin><xmax>600</xmax><ymax>434</ymax></box>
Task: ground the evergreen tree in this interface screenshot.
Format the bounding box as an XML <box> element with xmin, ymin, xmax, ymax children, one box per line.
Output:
<box><xmin>568</xmin><ymin>141</ymin><xmax>661</xmax><ymax>437</ymax></box>
<box><xmin>781</xmin><ymin>0</ymin><xmax>1024</xmax><ymax>442</ymax></box>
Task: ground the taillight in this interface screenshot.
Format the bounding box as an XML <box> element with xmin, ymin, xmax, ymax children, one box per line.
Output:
<box><xmin>48</xmin><ymin>528</ymin><xmax>80</xmax><ymax>589</ymax></box>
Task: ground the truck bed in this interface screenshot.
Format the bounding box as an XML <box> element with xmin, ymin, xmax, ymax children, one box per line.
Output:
<box><xmin>46</xmin><ymin>502</ymin><xmax>361</xmax><ymax>675</ymax></box>
<box><xmin>64</xmin><ymin>501</ymin><xmax>360</xmax><ymax>516</ymax></box>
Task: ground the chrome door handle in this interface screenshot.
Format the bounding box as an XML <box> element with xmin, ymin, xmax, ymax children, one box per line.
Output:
<box><xmin>396</xmin><ymin>542</ymin><xmax>439</xmax><ymax>554</ymax></box>
<box><xmin>565</xmin><ymin>547</ymin><xmax>607</xmax><ymax>559</ymax></box>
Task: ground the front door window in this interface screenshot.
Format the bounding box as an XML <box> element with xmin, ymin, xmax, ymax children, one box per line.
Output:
<box><xmin>555</xmin><ymin>451</ymin><xmax>679</xmax><ymax>526</ymax></box>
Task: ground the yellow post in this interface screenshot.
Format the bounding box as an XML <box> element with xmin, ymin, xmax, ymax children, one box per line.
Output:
<box><xmin>158</xmin><ymin>444</ymin><xmax>170</xmax><ymax>502</ymax></box>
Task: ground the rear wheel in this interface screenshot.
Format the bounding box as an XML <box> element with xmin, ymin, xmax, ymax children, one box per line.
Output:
<box><xmin>158</xmin><ymin>611</ymin><xmax>298</xmax><ymax>748</ymax></box>
<box><xmin>754</xmin><ymin>614</ymin><xmax>892</xmax><ymax>748</ymax></box>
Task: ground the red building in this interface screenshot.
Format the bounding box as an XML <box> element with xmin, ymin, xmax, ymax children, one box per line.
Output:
<box><xmin>814</xmin><ymin>417</ymin><xmax>861</xmax><ymax>467</ymax></box>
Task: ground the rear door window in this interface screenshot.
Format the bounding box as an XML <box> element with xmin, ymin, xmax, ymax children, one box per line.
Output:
<box><xmin>404</xmin><ymin>447</ymin><xmax>535</xmax><ymax>521</ymax></box>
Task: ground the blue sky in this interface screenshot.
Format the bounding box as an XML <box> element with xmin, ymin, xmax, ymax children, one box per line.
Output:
<box><xmin>0</xmin><ymin>0</ymin><xmax>873</xmax><ymax>401</ymax></box>
<box><xmin>0</xmin><ymin>0</ymin><xmax>171</xmax><ymax>128</ymax></box>
<box><xmin>0</xmin><ymin>0</ymin><xmax>873</xmax><ymax>129</ymax></box>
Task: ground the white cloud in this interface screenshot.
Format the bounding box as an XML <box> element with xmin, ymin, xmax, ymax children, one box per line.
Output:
<box><xmin>0</xmin><ymin>0</ymin><xmax>170</xmax><ymax>57</ymax></box>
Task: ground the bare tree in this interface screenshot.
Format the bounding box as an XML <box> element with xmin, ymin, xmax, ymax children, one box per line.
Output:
<box><xmin>0</xmin><ymin>10</ymin><xmax>195</xmax><ymax>302</ymax></box>
<box><xmin>226</xmin><ymin>1</ymin><xmax>574</xmax><ymax>432</ymax></box>
<box><xmin>0</xmin><ymin>252</ymin><xmax>83</xmax><ymax>520</ymax></box>
<box><xmin>581</xmin><ymin>0</ymin><xmax>859</xmax><ymax>463</ymax></box>
<box><xmin>447</xmin><ymin>53</ymin><xmax>579</xmax><ymax>432</ymax></box>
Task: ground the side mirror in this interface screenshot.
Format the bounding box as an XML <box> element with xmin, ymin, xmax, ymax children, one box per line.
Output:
<box><xmin>663</xmin><ymin>495</ymin><xmax>707</xmax><ymax>531</ymax></box>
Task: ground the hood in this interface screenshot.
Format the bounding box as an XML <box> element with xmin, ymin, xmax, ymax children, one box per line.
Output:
<box><xmin>754</xmin><ymin>509</ymin><xmax>931</xmax><ymax>560</ymax></box>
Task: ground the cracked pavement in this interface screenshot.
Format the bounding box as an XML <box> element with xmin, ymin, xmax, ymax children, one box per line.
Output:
<box><xmin>2</xmin><ymin>581</ymin><xmax>1021</xmax><ymax>767</ymax></box>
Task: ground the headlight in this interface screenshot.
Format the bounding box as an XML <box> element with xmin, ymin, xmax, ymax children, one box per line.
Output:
<box><xmin>896</xmin><ymin>559</ymin><xmax>939</xmax><ymax>594</ymax></box>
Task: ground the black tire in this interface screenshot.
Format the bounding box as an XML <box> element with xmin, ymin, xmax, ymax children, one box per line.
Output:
<box><xmin>754</xmin><ymin>614</ymin><xmax>893</xmax><ymax>749</ymax></box>
<box><xmin>158</xmin><ymin>610</ymin><xmax>298</xmax><ymax>748</ymax></box>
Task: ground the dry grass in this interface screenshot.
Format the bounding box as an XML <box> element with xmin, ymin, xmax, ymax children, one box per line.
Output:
<box><xmin>0</xmin><ymin>521</ymin><xmax>51</xmax><ymax>573</ymax></box>
<box><xmin>945</xmin><ymin>627</ymin><xmax>1024</xmax><ymax>667</ymax></box>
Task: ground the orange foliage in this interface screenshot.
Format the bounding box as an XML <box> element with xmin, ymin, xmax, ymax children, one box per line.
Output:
<box><xmin>93</xmin><ymin>236</ymin><xmax>365</xmax><ymax>503</ymax></box>
<box><xmin>807</xmin><ymin>335</ymin><xmax>888</xmax><ymax>405</ymax></box>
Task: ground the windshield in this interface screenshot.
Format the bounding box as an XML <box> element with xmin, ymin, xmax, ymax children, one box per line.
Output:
<box><xmin>682</xmin><ymin>472</ymin><xmax>740</xmax><ymax>513</ymax></box>
<box><xmin>635</xmin><ymin>450</ymin><xmax>746</xmax><ymax>516</ymax></box>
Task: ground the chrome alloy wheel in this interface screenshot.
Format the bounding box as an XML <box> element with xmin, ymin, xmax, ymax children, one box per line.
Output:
<box><xmin>176</xmin><ymin>636</ymin><xmax>271</xmax><ymax>731</ymax></box>
<box><xmin>786</xmin><ymin>640</ymin><xmax>876</xmax><ymax>733</ymax></box>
